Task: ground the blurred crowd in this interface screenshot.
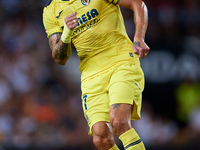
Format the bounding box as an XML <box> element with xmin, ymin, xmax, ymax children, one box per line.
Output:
<box><xmin>0</xmin><ymin>0</ymin><xmax>199</xmax><ymax>149</ymax></box>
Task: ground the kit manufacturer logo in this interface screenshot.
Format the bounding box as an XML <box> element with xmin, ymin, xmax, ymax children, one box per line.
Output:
<box><xmin>81</xmin><ymin>0</ymin><xmax>90</xmax><ymax>6</ymax></box>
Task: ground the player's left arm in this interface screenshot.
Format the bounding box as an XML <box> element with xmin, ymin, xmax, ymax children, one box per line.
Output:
<box><xmin>118</xmin><ymin>0</ymin><xmax>150</xmax><ymax>58</ymax></box>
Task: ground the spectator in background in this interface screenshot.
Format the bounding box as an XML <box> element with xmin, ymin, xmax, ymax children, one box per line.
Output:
<box><xmin>175</xmin><ymin>75</ymin><xmax>200</xmax><ymax>126</ymax></box>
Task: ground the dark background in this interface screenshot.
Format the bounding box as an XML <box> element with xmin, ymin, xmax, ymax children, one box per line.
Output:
<box><xmin>0</xmin><ymin>0</ymin><xmax>200</xmax><ymax>149</ymax></box>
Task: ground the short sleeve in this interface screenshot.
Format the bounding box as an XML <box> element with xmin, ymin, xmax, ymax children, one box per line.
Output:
<box><xmin>43</xmin><ymin>7</ymin><xmax>62</xmax><ymax>38</ymax></box>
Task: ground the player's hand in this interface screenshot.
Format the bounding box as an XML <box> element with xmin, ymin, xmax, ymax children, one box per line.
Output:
<box><xmin>132</xmin><ymin>39</ymin><xmax>150</xmax><ymax>59</ymax></box>
<box><xmin>64</xmin><ymin>12</ymin><xmax>78</xmax><ymax>30</ymax></box>
<box><xmin>61</xmin><ymin>12</ymin><xmax>78</xmax><ymax>43</ymax></box>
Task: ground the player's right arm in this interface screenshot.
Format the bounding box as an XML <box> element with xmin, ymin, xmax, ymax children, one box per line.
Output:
<box><xmin>43</xmin><ymin>6</ymin><xmax>71</xmax><ymax>65</ymax></box>
<box><xmin>49</xmin><ymin>34</ymin><xmax>71</xmax><ymax>65</ymax></box>
<box><xmin>43</xmin><ymin>3</ymin><xmax>78</xmax><ymax>65</ymax></box>
<box><xmin>49</xmin><ymin>12</ymin><xmax>78</xmax><ymax>65</ymax></box>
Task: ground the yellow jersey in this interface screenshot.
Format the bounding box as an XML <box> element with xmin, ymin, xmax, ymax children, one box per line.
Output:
<box><xmin>43</xmin><ymin>0</ymin><xmax>140</xmax><ymax>81</ymax></box>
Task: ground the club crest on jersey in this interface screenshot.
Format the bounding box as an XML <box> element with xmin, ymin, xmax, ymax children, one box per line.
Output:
<box><xmin>81</xmin><ymin>0</ymin><xmax>90</xmax><ymax>6</ymax></box>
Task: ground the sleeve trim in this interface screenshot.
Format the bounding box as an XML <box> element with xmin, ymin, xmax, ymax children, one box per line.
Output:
<box><xmin>49</xmin><ymin>32</ymin><xmax>62</xmax><ymax>38</ymax></box>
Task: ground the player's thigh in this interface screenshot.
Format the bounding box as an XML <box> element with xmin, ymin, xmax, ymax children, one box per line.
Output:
<box><xmin>109</xmin><ymin>63</ymin><xmax>144</xmax><ymax>120</ymax></box>
<box><xmin>109</xmin><ymin>103</ymin><xmax>132</xmax><ymax>135</ymax></box>
<box><xmin>81</xmin><ymin>92</ymin><xmax>110</xmax><ymax>135</ymax></box>
<box><xmin>81</xmin><ymin>73</ymin><xmax>111</xmax><ymax>135</ymax></box>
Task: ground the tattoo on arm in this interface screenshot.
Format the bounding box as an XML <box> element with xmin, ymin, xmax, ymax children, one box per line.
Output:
<box><xmin>49</xmin><ymin>34</ymin><xmax>61</xmax><ymax>50</ymax></box>
<box><xmin>49</xmin><ymin>34</ymin><xmax>71</xmax><ymax>63</ymax></box>
<box><xmin>112</xmin><ymin>104</ymin><xmax>121</xmax><ymax>109</ymax></box>
<box><xmin>133</xmin><ymin>41</ymin><xmax>141</xmax><ymax>47</ymax></box>
<box><xmin>54</xmin><ymin>41</ymin><xmax>70</xmax><ymax>60</ymax></box>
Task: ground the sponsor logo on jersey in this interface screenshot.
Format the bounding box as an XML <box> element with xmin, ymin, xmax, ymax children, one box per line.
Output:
<box><xmin>72</xmin><ymin>9</ymin><xmax>100</xmax><ymax>36</ymax></box>
<box><xmin>77</xmin><ymin>9</ymin><xmax>99</xmax><ymax>26</ymax></box>
<box><xmin>81</xmin><ymin>0</ymin><xmax>91</xmax><ymax>6</ymax></box>
<box><xmin>60</xmin><ymin>9</ymin><xmax>100</xmax><ymax>37</ymax></box>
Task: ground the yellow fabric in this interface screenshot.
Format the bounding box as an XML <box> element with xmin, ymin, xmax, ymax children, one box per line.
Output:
<box><xmin>107</xmin><ymin>0</ymin><xmax>119</xmax><ymax>4</ymax></box>
<box><xmin>119</xmin><ymin>128</ymin><xmax>146</xmax><ymax>150</ymax></box>
<box><xmin>81</xmin><ymin>63</ymin><xmax>144</xmax><ymax>135</ymax></box>
<box><xmin>109</xmin><ymin>144</ymin><xmax>120</xmax><ymax>150</ymax></box>
<box><xmin>119</xmin><ymin>128</ymin><xmax>139</xmax><ymax>144</ymax></box>
<box><xmin>43</xmin><ymin>0</ymin><xmax>140</xmax><ymax>80</ymax></box>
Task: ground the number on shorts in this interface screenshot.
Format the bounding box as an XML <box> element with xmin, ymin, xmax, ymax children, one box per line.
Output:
<box><xmin>83</xmin><ymin>95</ymin><xmax>88</xmax><ymax>110</ymax></box>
